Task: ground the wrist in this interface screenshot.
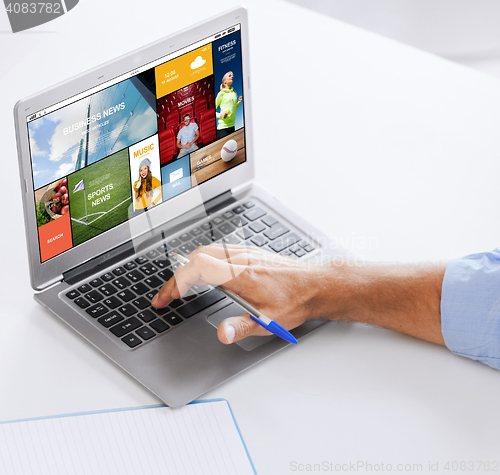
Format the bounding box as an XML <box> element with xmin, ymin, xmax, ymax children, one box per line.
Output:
<box><xmin>304</xmin><ymin>260</ymin><xmax>363</xmax><ymax>322</ymax></box>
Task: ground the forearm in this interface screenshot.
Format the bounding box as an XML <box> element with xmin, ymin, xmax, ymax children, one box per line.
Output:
<box><xmin>311</xmin><ymin>262</ymin><xmax>447</xmax><ymax>345</ymax></box>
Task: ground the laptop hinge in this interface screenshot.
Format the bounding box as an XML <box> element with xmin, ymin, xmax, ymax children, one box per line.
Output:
<box><xmin>63</xmin><ymin>241</ymin><xmax>137</xmax><ymax>286</ymax></box>
<box><xmin>63</xmin><ymin>190</ymin><xmax>235</xmax><ymax>286</ymax></box>
<box><xmin>204</xmin><ymin>189</ymin><xmax>235</xmax><ymax>214</ymax></box>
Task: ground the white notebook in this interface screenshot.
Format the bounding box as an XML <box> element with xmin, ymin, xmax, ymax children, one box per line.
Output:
<box><xmin>0</xmin><ymin>399</ymin><xmax>256</xmax><ymax>475</ymax></box>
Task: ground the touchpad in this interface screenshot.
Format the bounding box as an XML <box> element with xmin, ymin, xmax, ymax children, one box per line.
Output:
<box><xmin>206</xmin><ymin>303</ymin><xmax>275</xmax><ymax>351</ymax></box>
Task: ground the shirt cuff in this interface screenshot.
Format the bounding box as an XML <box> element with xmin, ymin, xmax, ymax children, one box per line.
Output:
<box><xmin>441</xmin><ymin>248</ymin><xmax>500</xmax><ymax>369</ymax></box>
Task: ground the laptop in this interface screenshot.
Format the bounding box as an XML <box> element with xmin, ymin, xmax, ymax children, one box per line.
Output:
<box><xmin>14</xmin><ymin>7</ymin><xmax>340</xmax><ymax>407</ymax></box>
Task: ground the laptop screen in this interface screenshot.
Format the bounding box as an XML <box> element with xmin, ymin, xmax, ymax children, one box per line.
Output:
<box><xmin>27</xmin><ymin>24</ymin><xmax>245</xmax><ymax>263</ymax></box>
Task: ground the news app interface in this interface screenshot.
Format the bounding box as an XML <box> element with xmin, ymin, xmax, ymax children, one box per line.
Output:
<box><xmin>28</xmin><ymin>25</ymin><xmax>246</xmax><ymax>263</ymax></box>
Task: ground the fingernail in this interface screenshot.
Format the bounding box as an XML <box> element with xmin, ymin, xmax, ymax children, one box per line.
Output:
<box><xmin>225</xmin><ymin>325</ymin><xmax>235</xmax><ymax>343</ymax></box>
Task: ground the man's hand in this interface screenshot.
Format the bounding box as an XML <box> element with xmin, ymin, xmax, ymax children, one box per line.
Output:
<box><xmin>152</xmin><ymin>244</ymin><xmax>324</xmax><ymax>344</ymax></box>
<box><xmin>220</xmin><ymin>110</ymin><xmax>229</xmax><ymax>119</ymax></box>
<box><xmin>151</xmin><ymin>243</ymin><xmax>447</xmax><ymax>346</ymax></box>
<box><xmin>238</xmin><ymin>96</ymin><xmax>243</xmax><ymax>104</ymax></box>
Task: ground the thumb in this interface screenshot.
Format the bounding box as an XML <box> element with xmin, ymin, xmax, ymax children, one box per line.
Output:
<box><xmin>217</xmin><ymin>314</ymin><xmax>263</xmax><ymax>344</ymax></box>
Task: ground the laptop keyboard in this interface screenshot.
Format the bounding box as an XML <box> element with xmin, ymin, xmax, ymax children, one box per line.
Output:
<box><xmin>63</xmin><ymin>199</ymin><xmax>317</xmax><ymax>350</ymax></box>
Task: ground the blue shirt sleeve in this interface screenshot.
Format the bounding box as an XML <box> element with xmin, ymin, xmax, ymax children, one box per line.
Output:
<box><xmin>441</xmin><ymin>247</ymin><xmax>500</xmax><ymax>369</ymax></box>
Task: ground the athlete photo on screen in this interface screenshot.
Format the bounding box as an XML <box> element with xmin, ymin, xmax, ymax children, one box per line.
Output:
<box><xmin>216</xmin><ymin>71</ymin><xmax>243</xmax><ymax>140</ymax></box>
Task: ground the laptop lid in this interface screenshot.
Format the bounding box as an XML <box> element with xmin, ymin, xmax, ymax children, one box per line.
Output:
<box><xmin>14</xmin><ymin>7</ymin><xmax>254</xmax><ymax>291</ymax></box>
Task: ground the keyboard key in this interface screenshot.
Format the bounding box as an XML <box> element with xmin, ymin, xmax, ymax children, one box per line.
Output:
<box><xmin>223</xmin><ymin>235</ymin><xmax>240</xmax><ymax>245</ymax></box>
<box><xmin>250</xmin><ymin>235</ymin><xmax>268</xmax><ymax>247</ymax></box>
<box><xmin>168</xmin><ymin>238</ymin><xmax>182</xmax><ymax>247</ymax></box>
<box><xmin>74</xmin><ymin>297</ymin><xmax>90</xmax><ymax>309</ymax></box>
<box><xmin>139</xmin><ymin>263</ymin><xmax>158</xmax><ymax>276</ymax></box>
<box><xmin>237</xmin><ymin>228</ymin><xmax>253</xmax><ymax>240</ymax></box>
<box><xmin>232</xmin><ymin>205</ymin><xmax>245</xmax><ymax>214</ymax></box>
<box><xmin>152</xmin><ymin>306</ymin><xmax>170</xmax><ymax>316</ymax></box>
<box><xmin>153</xmin><ymin>258</ymin><xmax>169</xmax><ymax>269</ymax></box>
<box><xmin>163</xmin><ymin>313</ymin><xmax>183</xmax><ymax>326</ymax></box>
<box><xmin>268</xmin><ymin>232</ymin><xmax>301</xmax><ymax>253</ymax></box>
<box><xmin>192</xmin><ymin>285</ymin><xmax>210</xmax><ymax>294</ymax></box>
<box><xmin>263</xmin><ymin>223</ymin><xmax>289</xmax><ymax>240</ymax></box>
<box><xmin>158</xmin><ymin>269</ymin><xmax>174</xmax><ymax>281</ymax></box>
<box><xmin>103</xmin><ymin>296</ymin><xmax>122</xmax><ymax>309</ymax></box>
<box><xmin>145</xmin><ymin>276</ymin><xmax>163</xmax><ymax>289</ymax></box>
<box><xmin>290</xmin><ymin>244</ymin><xmax>301</xmax><ymax>253</ymax></box>
<box><xmin>249</xmin><ymin>221</ymin><xmax>266</xmax><ymax>233</ymax></box>
<box><xmin>201</xmin><ymin>223</ymin><xmax>212</xmax><ymax>231</ymax></box>
<box><xmin>280</xmin><ymin>250</ymin><xmax>293</xmax><ymax>257</ymax></box>
<box><xmin>135</xmin><ymin>256</ymin><xmax>148</xmax><ymax>265</ymax></box>
<box><xmin>193</xmin><ymin>235</ymin><xmax>211</xmax><ymax>247</ymax></box>
<box><xmin>179</xmin><ymin>233</ymin><xmax>191</xmax><ymax>242</ymax></box>
<box><xmin>212</xmin><ymin>216</ymin><xmax>224</xmax><ymax>226</ymax></box>
<box><xmin>86</xmin><ymin>303</ymin><xmax>108</xmax><ymax>319</ymax></box>
<box><xmin>179</xmin><ymin>242</ymin><xmax>196</xmax><ymax>255</ymax></box>
<box><xmin>132</xmin><ymin>297</ymin><xmax>149</xmax><ymax>310</ymax></box>
<box><xmin>177</xmin><ymin>290</ymin><xmax>226</xmax><ymax>319</ymax></box>
<box><xmin>146</xmin><ymin>290</ymin><xmax>158</xmax><ymax>300</ymax></box>
<box><xmin>110</xmin><ymin>317</ymin><xmax>142</xmax><ymax>337</ymax></box>
<box><xmin>101</xmin><ymin>272</ymin><xmax>114</xmax><ymax>282</ymax></box>
<box><xmin>89</xmin><ymin>278</ymin><xmax>103</xmax><ymax>288</ymax></box>
<box><xmin>136</xmin><ymin>327</ymin><xmax>156</xmax><ymax>341</ymax></box>
<box><xmin>77</xmin><ymin>283</ymin><xmax>92</xmax><ymax>294</ymax></box>
<box><xmin>207</xmin><ymin>230</ymin><xmax>223</xmax><ymax>242</ymax></box>
<box><xmin>118</xmin><ymin>304</ymin><xmax>137</xmax><ymax>317</ymax></box>
<box><xmin>112</xmin><ymin>267</ymin><xmax>126</xmax><ymax>276</ymax></box>
<box><xmin>146</xmin><ymin>250</ymin><xmax>160</xmax><ymax>259</ymax></box>
<box><xmin>183</xmin><ymin>292</ymin><xmax>197</xmax><ymax>301</ymax></box>
<box><xmin>86</xmin><ymin>290</ymin><xmax>104</xmax><ymax>304</ymax></box>
<box><xmin>66</xmin><ymin>290</ymin><xmax>80</xmax><ymax>300</ymax></box>
<box><xmin>113</xmin><ymin>277</ymin><xmax>131</xmax><ymax>290</ymax></box>
<box><xmin>190</xmin><ymin>227</ymin><xmax>203</xmax><ymax>237</ymax></box>
<box><xmin>99</xmin><ymin>283</ymin><xmax>118</xmax><ymax>297</ymax></box>
<box><xmin>150</xmin><ymin>319</ymin><xmax>170</xmax><ymax>333</ymax></box>
<box><xmin>122</xmin><ymin>334</ymin><xmax>142</xmax><ymax>348</ymax></box>
<box><xmin>98</xmin><ymin>311</ymin><xmax>124</xmax><ymax>328</ymax></box>
<box><xmin>124</xmin><ymin>261</ymin><xmax>138</xmax><ymax>270</ymax></box>
<box><xmin>243</xmin><ymin>201</ymin><xmax>255</xmax><ymax>208</ymax></box>
<box><xmin>169</xmin><ymin>299</ymin><xmax>183</xmax><ymax>308</ymax></box>
<box><xmin>137</xmin><ymin>309</ymin><xmax>156</xmax><ymax>322</ymax></box>
<box><xmin>219</xmin><ymin>223</ymin><xmax>235</xmax><ymax>235</ymax></box>
<box><xmin>131</xmin><ymin>282</ymin><xmax>149</xmax><ymax>295</ymax></box>
<box><xmin>304</xmin><ymin>244</ymin><xmax>315</xmax><ymax>252</ymax></box>
<box><xmin>295</xmin><ymin>249</ymin><xmax>306</xmax><ymax>258</ymax></box>
<box><xmin>231</xmin><ymin>216</ymin><xmax>248</xmax><ymax>227</ymax></box>
<box><xmin>262</xmin><ymin>215</ymin><xmax>279</xmax><ymax>227</ymax></box>
<box><xmin>243</xmin><ymin>207</ymin><xmax>266</xmax><ymax>221</ymax></box>
<box><xmin>222</xmin><ymin>211</ymin><xmax>234</xmax><ymax>219</ymax></box>
<box><xmin>126</xmin><ymin>270</ymin><xmax>145</xmax><ymax>283</ymax></box>
<box><xmin>157</xmin><ymin>243</ymin><xmax>169</xmax><ymax>254</ymax></box>
<box><xmin>117</xmin><ymin>289</ymin><xmax>135</xmax><ymax>302</ymax></box>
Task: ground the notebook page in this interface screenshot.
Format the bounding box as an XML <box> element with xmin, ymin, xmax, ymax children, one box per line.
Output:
<box><xmin>0</xmin><ymin>400</ymin><xmax>255</xmax><ymax>475</ymax></box>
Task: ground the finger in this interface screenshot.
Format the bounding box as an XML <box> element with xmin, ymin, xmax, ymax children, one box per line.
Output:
<box><xmin>172</xmin><ymin>252</ymin><xmax>249</xmax><ymax>298</ymax></box>
<box><xmin>188</xmin><ymin>243</ymin><xmax>250</xmax><ymax>261</ymax></box>
<box><xmin>153</xmin><ymin>253</ymin><xmax>244</xmax><ymax>308</ymax></box>
<box><xmin>153</xmin><ymin>246</ymin><xmax>251</xmax><ymax>308</ymax></box>
<box><xmin>217</xmin><ymin>314</ymin><xmax>271</xmax><ymax>344</ymax></box>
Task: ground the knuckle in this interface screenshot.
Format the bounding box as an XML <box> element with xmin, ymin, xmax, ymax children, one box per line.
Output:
<box><xmin>192</xmin><ymin>252</ymin><xmax>207</xmax><ymax>267</ymax></box>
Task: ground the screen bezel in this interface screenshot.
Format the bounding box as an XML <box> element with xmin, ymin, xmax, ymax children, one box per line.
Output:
<box><xmin>14</xmin><ymin>7</ymin><xmax>254</xmax><ymax>291</ymax></box>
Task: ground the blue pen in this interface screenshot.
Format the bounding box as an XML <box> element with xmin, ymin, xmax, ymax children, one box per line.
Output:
<box><xmin>170</xmin><ymin>251</ymin><xmax>298</xmax><ymax>345</ymax></box>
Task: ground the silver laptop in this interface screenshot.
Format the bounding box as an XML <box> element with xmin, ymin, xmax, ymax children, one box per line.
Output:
<box><xmin>14</xmin><ymin>7</ymin><xmax>338</xmax><ymax>407</ymax></box>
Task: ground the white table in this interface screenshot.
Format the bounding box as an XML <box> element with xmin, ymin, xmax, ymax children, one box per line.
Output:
<box><xmin>2</xmin><ymin>1</ymin><xmax>500</xmax><ymax>473</ymax></box>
